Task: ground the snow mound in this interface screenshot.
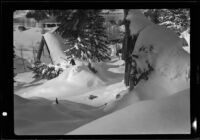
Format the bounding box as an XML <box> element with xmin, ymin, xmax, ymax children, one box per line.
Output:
<box><xmin>126</xmin><ymin>10</ymin><xmax>190</xmax><ymax>95</ymax></box>
<box><xmin>19</xmin><ymin>61</ymin><xmax>127</xmax><ymax>108</ymax></box>
<box><xmin>21</xmin><ymin>64</ymin><xmax>106</xmax><ymax>100</ymax></box>
<box><xmin>66</xmin><ymin>64</ymin><xmax>106</xmax><ymax>88</ymax></box>
<box><xmin>68</xmin><ymin>80</ymin><xmax>127</xmax><ymax>108</ymax></box>
<box><xmin>67</xmin><ymin>89</ymin><xmax>190</xmax><ymax>134</ymax></box>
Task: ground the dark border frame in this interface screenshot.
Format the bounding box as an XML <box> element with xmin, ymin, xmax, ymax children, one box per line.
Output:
<box><xmin>1</xmin><ymin>1</ymin><xmax>199</xmax><ymax>139</ymax></box>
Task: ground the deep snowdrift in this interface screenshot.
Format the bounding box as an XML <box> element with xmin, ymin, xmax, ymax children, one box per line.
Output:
<box><xmin>20</xmin><ymin>63</ymin><xmax>126</xmax><ymax>107</ymax></box>
<box><xmin>68</xmin><ymin>89</ymin><xmax>190</xmax><ymax>134</ymax></box>
<box><xmin>14</xmin><ymin>10</ymin><xmax>190</xmax><ymax>135</ymax></box>
<box><xmin>127</xmin><ymin>10</ymin><xmax>190</xmax><ymax>96</ymax></box>
<box><xmin>14</xmin><ymin>94</ymin><xmax>105</xmax><ymax>135</ymax></box>
<box><xmin>67</xmin><ymin>10</ymin><xmax>190</xmax><ymax>134</ymax></box>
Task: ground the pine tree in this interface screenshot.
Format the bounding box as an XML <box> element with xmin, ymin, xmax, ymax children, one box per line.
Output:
<box><xmin>158</xmin><ymin>9</ymin><xmax>190</xmax><ymax>34</ymax></box>
<box><xmin>143</xmin><ymin>9</ymin><xmax>190</xmax><ymax>35</ymax></box>
<box><xmin>26</xmin><ymin>10</ymin><xmax>111</xmax><ymax>62</ymax></box>
<box><xmin>53</xmin><ymin>10</ymin><xmax>111</xmax><ymax>62</ymax></box>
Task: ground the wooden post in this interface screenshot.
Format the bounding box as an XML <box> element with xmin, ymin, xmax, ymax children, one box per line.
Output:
<box><xmin>43</xmin><ymin>39</ymin><xmax>54</xmax><ymax>64</ymax></box>
<box><xmin>36</xmin><ymin>36</ymin><xmax>45</xmax><ymax>63</ymax></box>
<box><xmin>32</xmin><ymin>47</ymin><xmax>36</xmax><ymax>62</ymax></box>
<box><xmin>20</xmin><ymin>47</ymin><xmax>26</xmax><ymax>71</ymax></box>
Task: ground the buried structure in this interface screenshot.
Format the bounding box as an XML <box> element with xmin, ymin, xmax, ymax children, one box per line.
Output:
<box><xmin>36</xmin><ymin>31</ymin><xmax>69</xmax><ymax>66</ymax></box>
<box><xmin>29</xmin><ymin>30</ymin><xmax>73</xmax><ymax>80</ymax></box>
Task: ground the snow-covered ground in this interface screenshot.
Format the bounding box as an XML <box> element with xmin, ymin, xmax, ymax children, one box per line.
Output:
<box><xmin>14</xmin><ymin>57</ymin><xmax>128</xmax><ymax>135</ymax></box>
<box><xmin>14</xmin><ymin>94</ymin><xmax>106</xmax><ymax>135</ymax></box>
<box><xmin>14</xmin><ymin>10</ymin><xmax>190</xmax><ymax>135</ymax></box>
<box><xmin>15</xmin><ymin>57</ymin><xmax>126</xmax><ymax>107</ymax></box>
<box><xmin>68</xmin><ymin>89</ymin><xmax>190</xmax><ymax>134</ymax></box>
<box><xmin>14</xmin><ymin>27</ymin><xmax>43</xmax><ymax>74</ymax></box>
<box><xmin>14</xmin><ymin>53</ymin><xmax>190</xmax><ymax>134</ymax></box>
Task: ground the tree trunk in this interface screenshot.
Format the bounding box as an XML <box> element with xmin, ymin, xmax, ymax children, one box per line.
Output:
<box><xmin>122</xmin><ymin>9</ymin><xmax>132</xmax><ymax>87</ymax></box>
<box><xmin>20</xmin><ymin>47</ymin><xmax>26</xmax><ymax>71</ymax></box>
<box><xmin>122</xmin><ymin>10</ymin><xmax>139</xmax><ymax>89</ymax></box>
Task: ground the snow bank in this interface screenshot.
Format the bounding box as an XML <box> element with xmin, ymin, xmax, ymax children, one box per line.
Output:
<box><xmin>14</xmin><ymin>55</ymin><xmax>32</xmax><ymax>73</ymax></box>
<box><xmin>126</xmin><ymin>10</ymin><xmax>190</xmax><ymax>96</ymax></box>
<box><xmin>14</xmin><ymin>27</ymin><xmax>43</xmax><ymax>50</ymax></box>
<box><xmin>19</xmin><ymin>61</ymin><xmax>127</xmax><ymax>108</ymax></box>
<box><xmin>14</xmin><ymin>27</ymin><xmax>43</xmax><ymax>64</ymax></box>
<box><xmin>14</xmin><ymin>94</ymin><xmax>105</xmax><ymax>135</ymax></box>
<box><xmin>14</xmin><ymin>71</ymin><xmax>35</xmax><ymax>84</ymax></box>
<box><xmin>68</xmin><ymin>80</ymin><xmax>127</xmax><ymax>108</ymax></box>
<box><xmin>21</xmin><ymin>64</ymin><xmax>106</xmax><ymax>99</ymax></box>
<box><xmin>66</xmin><ymin>64</ymin><xmax>106</xmax><ymax>88</ymax></box>
<box><xmin>67</xmin><ymin>89</ymin><xmax>190</xmax><ymax>134</ymax></box>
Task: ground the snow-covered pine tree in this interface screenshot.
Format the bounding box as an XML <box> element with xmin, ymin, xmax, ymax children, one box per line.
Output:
<box><xmin>54</xmin><ymin>10</ymin><xmax>111</xmax><ymax>62</ymax></box>
<box><xmin>158</xmin><ymin>9</ymin><xmax>190</xmax><ymax>35</ymax></box>
<box><xmin>26</xmin><ymin>10</ymin><xmax>111</xmax><ymax>62</ymax></box>
<box><xmin>143</xmin><ymin>9</ymin><xmax>190</xmax><ymax>35</ymax></box>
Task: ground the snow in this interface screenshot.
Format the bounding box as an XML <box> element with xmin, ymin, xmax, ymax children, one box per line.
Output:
<box><xmin>126</xmin><ymin>10</ymin><xmax>154</xmax><ymax>35</ymax></box>
<box><xmin>14</xmin><ymin>27</ymin><xmax>43</xmax><ymax>67</ymax></box>
<box><xmin>180</xmin><ymin>29</ymin><xmax>190</xmax><ymax>53</ymax></box>
<box><xmin>14</xmin><ymin>10</ymin><xmax>190</xmax><ymax>135</ymax></box>
<box><xmin>14</xmin><ymin>94</ymin><xmax>105</xmax><ymax>135</ymax></box>
<box><xmin>126</xmin><ymin>10</ymin><xmax>190</xmax><ymax>95</ymax></box>
<box><xmin>14</xmin><ymin>55</ymin><xmax>32</xmax><ymax>73</ymax></box>
<box><xmin>68</xmin><ymin>89</ymin><xmax>190</xmax><ymax>134</ymax></box>
<box><xmin>13</xmin><ymin>27</ymin><xmax>68</xmax><ymax>66</ymax></box>
<box><xmin>14</xmin><ymin>27</ymin><xmax>43</xmax><ymax>50</ymax></box>
<box><xmin>18</xmin><ymin>61</ymin><xmax>126</xmax><ymax>108</ymax></box>
<box><xmin>14</xmin><ymin>10</ymin><xmax>29</xmax><ymax>18</ymax></box>
<box><xmin>67</xmin><ymin>10</ymin><xmax>190</xmax><ymax>134</ymax></box>
<box><xmin>43</xmin><ymin>32</ymin><xmax>69</xmax><ymax>65</ymax></box>
<box><xmin>14</xmin><ymin>72</ymin><xmax>35</xmax><ymax>84</ymax></box>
